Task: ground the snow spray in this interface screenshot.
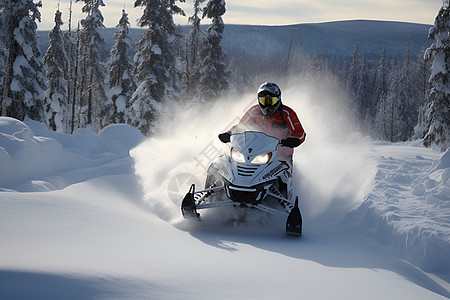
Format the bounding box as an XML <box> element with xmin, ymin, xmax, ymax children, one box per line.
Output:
<box><xmin>131</xmin><ymin>75</ymin><xmax>376</xmax><ymax>231</ymax></box>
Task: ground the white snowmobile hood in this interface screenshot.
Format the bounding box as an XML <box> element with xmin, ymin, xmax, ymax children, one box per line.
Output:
<box><xmin>230</xmin><ymin>131</ymin><xmax>279</xmax><ymax>158</ymax></box>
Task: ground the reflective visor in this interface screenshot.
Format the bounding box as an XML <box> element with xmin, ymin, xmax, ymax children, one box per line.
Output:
<box><xmin>258</xmin><ymin>96</ymin><xmax>279</xmax><ymax>106</ymax></box>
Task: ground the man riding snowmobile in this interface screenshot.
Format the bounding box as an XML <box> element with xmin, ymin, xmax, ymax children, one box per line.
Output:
<box><xmin>181</xmin><ymin>82</ymin><xmax>306</xmax><ymax>235</ymax></box>
<box><xmin>219</xmin><ymin>82</ymin><xmax>306</xmax><ymax>198</ymax></box>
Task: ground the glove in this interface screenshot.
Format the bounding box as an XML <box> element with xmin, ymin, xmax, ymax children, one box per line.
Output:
<box><xmin>281</xmin><ymin>137</ymin><xmax>301</xmax><ymax>148</ymax></box>
<box><xmin>218</xmin><ymin>132</ymin><xmax>231</xmax><ymax>143</ymax></box>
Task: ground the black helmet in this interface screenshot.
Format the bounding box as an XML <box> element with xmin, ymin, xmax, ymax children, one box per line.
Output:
<box><xmin>257</xmin><ymin>82</ymin><xmax>281</xmax><ymax>118</ymax></box>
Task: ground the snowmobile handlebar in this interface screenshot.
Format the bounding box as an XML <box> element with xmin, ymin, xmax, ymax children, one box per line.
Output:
<box><xmin>280</xmin><ymin>137</ymin><xmax>301</xmax><ymax>148</ymax></box>
<box><xmin>218</xmin><ymin>132</ymin><xmax>231</xmax><ymax>143</ymax></box>
<box><xmin>219</xmin><ymin>132</ymin><xmax>300</xmax><ymax>148</ymax></box>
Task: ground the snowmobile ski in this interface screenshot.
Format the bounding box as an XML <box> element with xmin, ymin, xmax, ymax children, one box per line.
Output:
<box><xmin>181</xmin><ymin>184</ymin><xmax>200</xmax><ymax>221</ymax></box>
<box><xmin>286</xmin><ymin>197</ymin><xmax>302</xmax><ymax>236</ymax></box>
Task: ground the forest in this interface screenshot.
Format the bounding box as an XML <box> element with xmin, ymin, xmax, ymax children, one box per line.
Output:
<box><xmin>0</xmin><ymin>0</ymin><xmax>448</xmax><ymax>151</ymax></box>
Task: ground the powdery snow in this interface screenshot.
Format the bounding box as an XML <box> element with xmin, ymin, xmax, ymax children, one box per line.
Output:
<box><xmin>0</xmin><ymin>107</ymin><xmax>448</xmax><ymax>299</ymax></box>
<box><xmin>151</xmin><ymin>44</ymin><xmax>162</xmax><ymax>55</ymax></box>
<box><xmin>344</xmin><ymin>143</ymin><xmax>450</xmax><ymax>273</ymax></box>
<box><xmin>115</xmin><ymin>95</ymin><xmax>127</xmax><ymax>112</ymax></box>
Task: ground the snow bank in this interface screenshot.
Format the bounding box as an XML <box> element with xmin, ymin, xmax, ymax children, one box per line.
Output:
<box><xmin>0</xmin><ymin>117</ymin><xmax>144</xmax><ymax>192</ymax></box>
<box><xmin>0</xmin><ymin>117</ymin><xmax>68</xmax><ymax>190</ymax></box>
<box><xmin>346</xmin><ymin>144</ymin><xmax>450</xmax><ymax>274</ymax></box>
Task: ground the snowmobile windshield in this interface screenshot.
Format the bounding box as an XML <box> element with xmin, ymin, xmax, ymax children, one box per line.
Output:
<box><xmin>230</xmin><ymin>131</ymin><xmax>280</xmax><ymax>156</ymax></box>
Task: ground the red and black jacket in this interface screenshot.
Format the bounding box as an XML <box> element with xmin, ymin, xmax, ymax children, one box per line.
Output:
<box><xmin>230</xmin><ymin>104</ymin><xmax>306</xmax><ymax>153</ymax></box>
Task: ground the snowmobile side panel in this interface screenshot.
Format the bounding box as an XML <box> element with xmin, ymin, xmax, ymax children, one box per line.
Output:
<box><xmin>265</xmin><ymin>190</ymin><xmax>293</xmax><ymax>209</ymax></box>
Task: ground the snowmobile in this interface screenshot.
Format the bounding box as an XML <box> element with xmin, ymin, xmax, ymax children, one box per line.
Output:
<box><xmin>181</xmin><ymin>131</ymin><xmax>303</xmax><ymax>236</ymax></box>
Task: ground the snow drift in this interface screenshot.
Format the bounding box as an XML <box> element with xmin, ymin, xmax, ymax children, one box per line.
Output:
<box><xmin>346</xmin><ymin>145</ymin><xmax>450</xmax><ymax>273</ymax></box>
<box><xmin>0</xmin><ymin>116</ymin><xmax>145</xmax><ymax>191</ymax></box>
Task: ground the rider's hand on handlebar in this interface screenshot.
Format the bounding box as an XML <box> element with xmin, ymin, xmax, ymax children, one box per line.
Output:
<box><xmin>281</xmin><ymin>137</ymin><xmax>301</xmax><ymax>148</ymax></box>
<box><xmin>218</xmin><ymin>132</ymin><xmax>231</xmax><ymax>143</ymax></box>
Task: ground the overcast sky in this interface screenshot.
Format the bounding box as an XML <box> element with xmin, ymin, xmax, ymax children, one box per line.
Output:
<box><xmin>38</xmin><ymin>0</ymin><xmax>442</xmax><ymax>31</ymax></box>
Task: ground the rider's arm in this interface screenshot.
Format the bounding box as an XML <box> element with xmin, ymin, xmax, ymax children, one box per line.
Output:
<box><xmin>284</xmin><ymin>107</ymin><xmax>306</xmax><ymax>145</ymax></box>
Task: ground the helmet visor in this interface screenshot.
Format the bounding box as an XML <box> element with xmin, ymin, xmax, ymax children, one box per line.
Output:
<box><xmin>258</xmin><ymin>96</ymin><xmax>279</xmax><ymax>107</ymax></box>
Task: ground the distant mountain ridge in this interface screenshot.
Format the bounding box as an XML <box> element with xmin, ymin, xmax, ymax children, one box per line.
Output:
<box><xmin>221</xmin><ymin>20</ymin><xmax>431</xmax><ymax>61</ymax></box>
<box><xmin>38</xmin><ymin>19</ymin><xmax>432</xmax><ymax>63</ymax></box>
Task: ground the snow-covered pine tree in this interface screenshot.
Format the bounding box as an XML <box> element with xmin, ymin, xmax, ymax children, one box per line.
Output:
<box><xmin>63</xmin><ymin>28</ymin><xmax>79</xmax><ymax>133</ymax></box>
<box><xmin>130</xmin><ymin>0</ymin><xmax>185</xmax><ymax>135</ymax></box>
<box><xmin>376</xmin><ymin>55</ymin><xmax>403</xmax><ymax>142</ymax></box>
<box><xmin>63</xmin><ymin>0</ymin><xmax>80</xmax><ymax>133</ymax></box>
<box><xmin>347</xmin><ymin>42</ymin><xmax>372</xmax><ymax>125</ymax></box>
<box><xmin>0</xmin><ymin>0</ymin><xmax>45</xmax><ymax>121</ymax></box>
<box><xmin>76</xmin><ymin>0</ymin><xmax>107</xmax><ymax>131</ymax></box>
<box><xmin>347</xmin><ymin>43</ymin><xmax>360</xmax><ymax>97</ymax></box>
<box><xmin>362</xmin><ymin>47</ymin><xmax>388</xmax><ymax>134</ymax></box>
<box><xmin>396</xmin><ymin>36</ymin><xmax>417</xmax><ymax>141</ymax></box>
<box><xmin>43</xmin><ymin>9</ymin><xmax>69</xmax><ymax>132</ymax></box>
<box><xmin>373</xmin><ymin>48</ymin><xmax>388</xmax><ymax>112</ymax></box>
<box><xmin>182</xmin><ymin>0</ymin><xmax>205</xmax><ymax>100</ymax></box>
<box><xmin>0</xmin><ymin>2</ymin><xmax>7</xmax><ymax>103</ymax></box>
<box><xmin>415</xmin><ymin>1</ymin><xmax>450</xmax><ymax>151</ymax></box>
<box><xmin>375</xmin><ymin>52</ymin><xmax>416</xmax><ymax>143</ymax></box>
<box><xmin>415</xmin><ymin>49</ymin><xmax>432</xmax><ymax>106</ymax></box>
<box><xmin>346</xmin><ymin>43</ymin><xmax>361</xmax><ymax>127</ymax></box>
<box><xmin>104</xmin><ymin>8</ymin><xmax>136</xmax><ymax>126</ymax></box>
<box><xmin>197</xmin><ymin>0</ymin><xmax>229</xmax><ymax>100</ymax></box>
<box><xmin>359</xmin><ymin>50</ymin><xmax>372</xmax><ymax>128</ymax></box>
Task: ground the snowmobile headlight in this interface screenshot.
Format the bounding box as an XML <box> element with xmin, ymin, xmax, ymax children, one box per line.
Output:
<box><xmin>231</xmin><ymin>148</ymin><xmax>245</xmax><ymax>163</ymax></box>
<box><xmin>251</xmin><ymin>153</ymin><xmax>271</xmax><ymax>164</ymax></box>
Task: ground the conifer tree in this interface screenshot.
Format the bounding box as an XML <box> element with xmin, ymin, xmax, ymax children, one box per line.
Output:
<box><xmin>197</xmin><ymin>0</ymin><xmax>229</xmax><ymax>100</ymax></box>
<box><xmin>0</xmin><ymin>2</ymin><xmax>7</xmax><ymax>102</ymax></box>
<box><xmin>416</xmin><ymin>49</ymin><xmax>432</xmax><ymax>102</ymax></box>
<box><xmin>76</xmin><ymin>0</ymin><xmax>107</xmax><ymax>131</ymax></box>
<box><xmin>376</xmin><ymin>52</ymin><xmax>417</xmax><ymax>142</ymax></box>
<box><xmin>105</xmin><ymin>9</ymin><xmax>136</xmax><ymax>125</ymax></box>
<box><xmin>347</xmin><ymin>43</ymin><xmax>371</xmax><ymax>123</ymax></box>
<box><xmin>182</xmin><ymin>0</ymin><xmax>205</xmax><ymax>100</ymax></box>
<box><xmin>43</xmin><ymin>9</ymin><xmax>69</xmax><ymax>132</ymax></box>
<box><xmin>362</xmin><ymin>47</ymin><xmax>387</xmax><ymax>133</ymax></box>
<box><xmin>415</xmin><ymin>1</ymin><xmax>450</xmax><ymax>151</ymax></box>
<box><xmin>376</xmin><ymin>55</ymin><xmax>401</xmax><ymax>142</ymax></box>
<box><xmin>0</xmin><ymin>0</ymin><xmax>45</xmax><ymax>121</ymax></box>
<box><xmin>63</xmin><ymin>0</ymin><xmax>80</xmax><ymax>133</ymax></box>
<box><xmin>373</xmin><ymin>47</ymin><xmax>388</xmax><ymax>112</ymax></box>
<box><xmin>396</xmin><ymin>37</ymin><xmax>417</xmax><ymax>141</ymax></box>
<box><xmin>63</xmin><ymin>28</ymin><xmax>79</xmax><ymax>133</ymax></box>
<box><xmin>130</xmin><ymin>0</ymin><xmax>185</xmax><ymax>135</ymax></box>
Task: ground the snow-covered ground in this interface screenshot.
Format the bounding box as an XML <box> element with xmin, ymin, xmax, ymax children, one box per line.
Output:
<box><xmin>0</xmin><ymin>97</ymin><xmax>449</xmax><ymax>299</ymax></box>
